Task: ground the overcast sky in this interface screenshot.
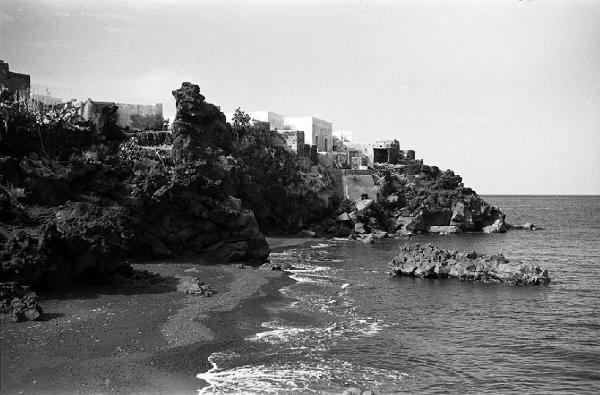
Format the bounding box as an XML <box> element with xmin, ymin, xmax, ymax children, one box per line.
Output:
<box><xmin>1</xmin><ymin>0</ymin><xmax>599</xmax><ymax>194</ymax></box>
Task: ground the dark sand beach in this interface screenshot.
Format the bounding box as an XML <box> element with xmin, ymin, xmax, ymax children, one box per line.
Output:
<box><xmin>0</xmin><ymin>238</ymin><xmax>305</xmax><ymax>394</ymax></box>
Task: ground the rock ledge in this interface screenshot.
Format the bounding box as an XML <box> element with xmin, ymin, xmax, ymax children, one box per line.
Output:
<box><xmin>388</xmin><ymin>243</ymin><xmax>550</xmax><ymax>285</ymax></box>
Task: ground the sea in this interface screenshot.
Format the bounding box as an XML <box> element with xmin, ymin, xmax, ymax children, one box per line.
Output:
<box><xmin>197</xmin><ymin>196</ymin><xmax>600</xmax><ymax>394</ymax></box>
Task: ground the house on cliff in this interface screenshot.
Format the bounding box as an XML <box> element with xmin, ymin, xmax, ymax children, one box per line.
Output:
<box><xmin>0</xmin><ymin>60</ymin><xmax>30</xmax><ymax>93</ymax></box>
<box><xmin>283</xmin><ymin>116</ymin><xmax>333</xmax><ymax>153</ymax></box>
<box><xmin>81</xmin><ymin>99</ymin><xmax>164</xmax><ymax>131</ymax></box>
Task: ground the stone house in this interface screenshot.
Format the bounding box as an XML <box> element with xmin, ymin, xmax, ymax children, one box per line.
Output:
<box><xmin>0</xmin><ymin>60</ymin><xmax>30</xmax><ymax>93</ymax></box>
<box><xmin>283</xmin><ymin>116</ymin><xmax>333</xmax><ymax>153</ymax></box>
<box><xmin>81</xmin><ymin>99</ymin><xmax>164</xmax><ymax>131</ymax></box>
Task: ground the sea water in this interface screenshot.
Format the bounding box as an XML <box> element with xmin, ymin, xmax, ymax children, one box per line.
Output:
<box><xmin>197</xmin><ymin>196</ymin><xmax>600</xmax><ymax>394</ymax></box>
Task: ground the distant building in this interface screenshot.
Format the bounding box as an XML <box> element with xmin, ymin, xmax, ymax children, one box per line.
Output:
<box><xmin>402</xmin><ymin>149</ymin><xmax>416</xmax><ymax>160</ymax></box>
<box><xmin>280</xmin><ymin>130</ymin><xmax>305</xmax><ymax>154</ymax></box>
<box><xmin>31</xmin><ymin>94</ymin><xmax>64</xmax><ymax>106</ymax></box>
<box><xmin>284</xmin><ymin>116</ymin><xmax>333</xmax><ymax>153</ymax></box>
<box><xmin>333</xmin><ymin>130</ymin><xmax>353</xmax><ymax>143</ymax></box>
<box><xmin>248</xmin><ymin>111</ymin><xmax>284</xmax><ymax>131</ymax></box>
<box><xmin>81</xmin><ymin>99</ymin><xmax>163</xmax><ymax>130</ymax></box>
<box><xmin>373</xmin><ymin>139</ymin><xmax>400</xmax><ymax>164</ymax></box>
<box><xmin>0</xmin><ymin>60</ymin><xmax>30</xmax><ymax>93</ymax></box>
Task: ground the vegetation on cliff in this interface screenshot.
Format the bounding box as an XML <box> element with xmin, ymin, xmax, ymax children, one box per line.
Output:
<box><xmin>0</xmin><ymin>82</ymin><xmax>337</xmax><ymax>303</ymax></box>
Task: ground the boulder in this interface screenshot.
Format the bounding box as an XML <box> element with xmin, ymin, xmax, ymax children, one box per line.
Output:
<box><xmin>361</xmin><ymin>234</ymin><xmax>374</xmax><ymax>244</ymax></box>
<box><xmin>0</xmin><ymin>282</ymin><xmax>43</xmax><ymax>322</ymax></box>
<box><xmin>396</xmin><ymin>215</ymin><xmax>426</xmax><ymax>233</ymax></box>
<box><xmin>388</xmin><ymin>243</ymin><xmax>550</xmax><ymax>285</ymax></box>
<box><xmin>483</xmin><ymin>219</ymin><xmax>507</xmax><ymax>234</ymax></box>
<box><xmin>372</xmin><ymin>229</ymin><xmax>388</xmax><ymax>240</ymax></box>
<box><xmin>176</xmin><ymin>276</ymin><xmax>216</xmax><ymax>296</ymax></box>
<box><xmin>355</xmin><ymin>199</ymin><xmax>374</xmax><ymax>212</ymax></box>
<box><xmin>354</xmin><ymin>222</ymin><xmax>368</xmax><ymax>234</ymax></box>
<box><xmin>337</xmin><ymin>212</ymin><xmax>351</xmax><ymax>221</ymax></box>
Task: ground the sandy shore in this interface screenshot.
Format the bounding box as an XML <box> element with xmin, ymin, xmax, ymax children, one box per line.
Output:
<box><xmin>0</xmin><ymin>242</ymin><xmax>306</xmax><ymax>395</ymax></box>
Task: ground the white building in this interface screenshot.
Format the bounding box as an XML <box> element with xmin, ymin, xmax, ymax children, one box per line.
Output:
<box><xmin>333</xmin><ymin>130</ymin><xmax>353</xmax><ymax>143</ymax></box>
<box><xmin>284</xmin><ymin>116</ymin><xmax>333</xmax><ymax>152</ymax></box>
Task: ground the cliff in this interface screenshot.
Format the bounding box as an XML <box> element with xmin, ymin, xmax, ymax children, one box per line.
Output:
<box><xmin>0</xmin><ymin>83</ymin><xmax>276</xmax><ymax>300</ymax></box>
<box><xmin>318</xmin><ymin>162</ymin><xmax>507</xmax><ymax>238</ymax></box>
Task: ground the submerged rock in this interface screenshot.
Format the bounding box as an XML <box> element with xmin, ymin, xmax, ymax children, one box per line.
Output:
<box><xmin>388</xmin><ymin>243</ymin><xmax>550</xmax><ymax>285</ymax></box>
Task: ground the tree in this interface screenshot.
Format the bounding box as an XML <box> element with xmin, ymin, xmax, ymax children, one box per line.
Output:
<box><xmin>231</xmin><ymin>107</ymin><xmax>251</xmax><ymax>143</ymax></box>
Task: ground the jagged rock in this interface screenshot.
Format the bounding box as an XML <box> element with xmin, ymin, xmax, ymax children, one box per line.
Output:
<box><xmin>337</xmin><ymin>212</ymin><xmax>351</xmax><ymax>221</ymax></box>
<box><xmin>396</xmin><ymin>215</ymin><xmax>426</xmax><ymax>233</ymax></box>
<box><xmin>372</xmin><ymin>229</ymin><xmax>388</xmax><ymax>240</ymax></box>
<box><xmin>176</xmin><ymin>276</ymin><xmax>216</xmax><ymax>296</ymax></box>
<box><xmin>355</xmin><ymin>199</ymin><xmax>374</xmax><ymax>212</ymax></box>
<box><xmin>450</xmin><ymin>201</ymin><xmax>472</xmax><ymax>229</ymax></box>
<box><xmin>259</xmin><ymin>261</ymin><xmax>297</xmax><ymax>271</ymax></box>
<box><xmin>386</xmin><ymin>194</ymin><xmax>399</xmax><ymax>204</ymax></box>
<box><xmin>361</xmin><ymin>234</ymin><xmax>374</xmax><ymax>244</ymax></box>
<box><xmin>427</xmin><ymin>225</ymin><xmax>462</xmax><ymax>234</ymax></box>
<box><xmin>483</xmin><ymin>219</ymin><xmax>507</xmax><ymax>233</ymax></box>
<box><xmin>388</xmin><ymin>243</ymin><xmax>550</xmax><ymax>285</ymax></box>
<box><xmin>0</xmin><ymin>282</ymin><xmax>43</xmax><ymax>322</ymax></box>
<box><xmin>354</xmin><ymin>222</ymin><xmax>368</xmax><ymax>234</ymax></box>
<box><xmin>348</xmin><ymin>211</ymin><xmax>358</xmax><ymax>222</ymax></box>
<box><xmin>171</xmin><ymin>82</ymin><xmax>233</xmax><ymax>163</ymax></box>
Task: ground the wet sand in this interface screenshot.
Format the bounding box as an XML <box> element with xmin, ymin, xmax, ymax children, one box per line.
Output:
<box><xmin>0</xmin><ymin>248</ymin><xmax>301</xmax><ymax>394</ymax></box>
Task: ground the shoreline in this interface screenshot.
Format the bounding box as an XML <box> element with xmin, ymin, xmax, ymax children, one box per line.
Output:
<box><xmin>0</xmin><ymin>240</ymin><xmax>303</xmax><ymax>394</ymax></box>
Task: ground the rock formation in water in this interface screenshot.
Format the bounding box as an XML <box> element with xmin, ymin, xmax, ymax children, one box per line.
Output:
<box><xmin>388</xmin><ymin>243</ymin><xmax>550</xmax><ymax>285</ymax></box>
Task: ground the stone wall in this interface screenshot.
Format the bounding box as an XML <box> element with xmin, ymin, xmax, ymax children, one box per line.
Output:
<box><xmin>341</xmin><ymin>170</ymin><xmax>380</xmax><ymax>201</ymax></box>
<box><xmin>280</xmin><ymin>130</ymin><xmax>305</xmax><ymax>154</ymax></box>
<box><xmin>81</xmin><ymin>100</ymin><xmax>163</xmax><ymax>131</ymax></box>
<box><xmin>402</xmin><ymin>150</ymin><xmax>416</xmax><ymax>160</ymax></box>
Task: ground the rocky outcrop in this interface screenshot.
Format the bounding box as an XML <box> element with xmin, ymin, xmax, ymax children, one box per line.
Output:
<box><xmin>176</xmin><ymin>276</ymin><xmax>216</xmax><ymax>296</ymax></box>
<box><xmin>324</xmin><ymin>163</ymin><xmax>510</xmax><ymax>238</ymax></box>
<box><xmin>171</xmin><ymin>82</ymin><xmax>233</xmax><ymax>163</ymax></box>
<box><xmin>0</xmin><ymin>282</ymin><xmax>43</xmax><ymax>322</ymax></box>
<box><xmin>131</xmin><ymin>82</ymin><xmax>270</xmax><ymax>261</ymax></box>
<box><xmin>388</xmin><ymin>243</ymin><xmax>550</xmax><ymax>285</ymax></box>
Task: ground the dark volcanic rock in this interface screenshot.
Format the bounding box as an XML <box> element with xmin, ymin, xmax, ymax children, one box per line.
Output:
<box><xmin>0</xmin><ymin>282</ymin><xmax>43</xmax><ymax>322</ymax></box>
<box><xmin>171</xmin><ymin>82</ymin><xmax>233</xmax><ymax>163</ymax></box>
<box><xmin>388</xmin><ymin>243</ymin><xmax>550</xmax><ymax>285</ymax></box>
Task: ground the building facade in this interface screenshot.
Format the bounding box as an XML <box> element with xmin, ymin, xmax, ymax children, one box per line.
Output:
<box><xmin>0</xmin><ymin>60</ymin><xmax>30</xmax><ymax>93</ymax></box>
<box><xmin>81</xmin><ymin>99</ymin><xmax>163</xmax><ymax>130</ymax></box>
<box><xmin>284</xmin><ymin>116</ymin><xmax>333</xmax><ymax>153</ymax></box>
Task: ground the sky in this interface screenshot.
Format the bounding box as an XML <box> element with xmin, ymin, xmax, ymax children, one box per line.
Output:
<box><xmin>1</xmin><ymin>0</ymin><xmax>599</xmax><ymax>194</ymax></box>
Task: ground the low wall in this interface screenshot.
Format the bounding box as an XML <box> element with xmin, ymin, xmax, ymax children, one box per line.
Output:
<box><xmin>341</xmin><ymin>172</ymin><xmax>380</xmax><ymax>202</ymax></box>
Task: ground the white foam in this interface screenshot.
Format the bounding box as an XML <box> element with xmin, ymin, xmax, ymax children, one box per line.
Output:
<box><xmin>197</xmin><ymin>357</ymin><xmax>408</xmax><ymax>394</ymax></box>
<box><xmin>310</xmin><ymin>243</ymin><xmax>333</xmax><ymax>249</ymax></box>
